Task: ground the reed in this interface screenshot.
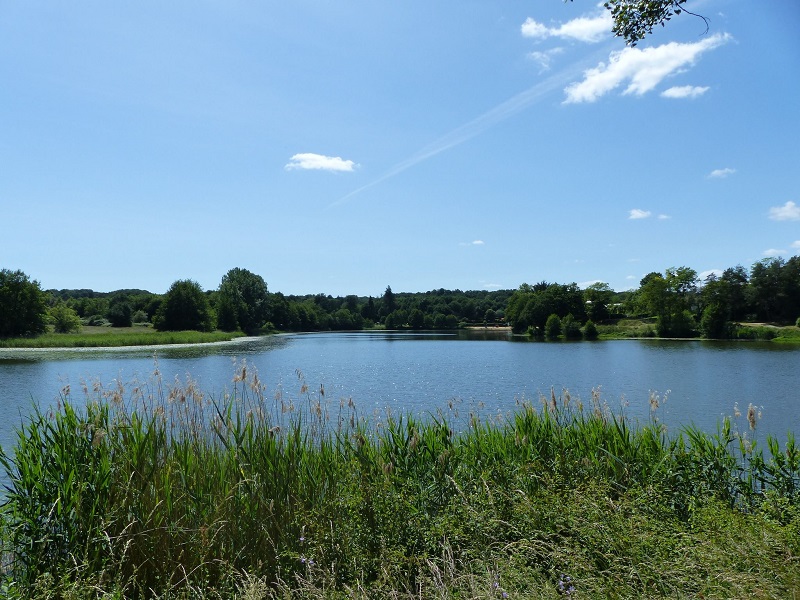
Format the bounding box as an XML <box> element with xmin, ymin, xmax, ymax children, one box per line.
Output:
<box><xmin>1</xmin><ymin>365</ymin><xmax>799</xmax><ymax>598</ymax></box>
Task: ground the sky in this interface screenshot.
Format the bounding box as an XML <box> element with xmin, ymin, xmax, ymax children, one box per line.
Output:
<box><xmin>1</xmin><ymin>1</ymin><xmax>799</xmax><ymax>297</ymax></box>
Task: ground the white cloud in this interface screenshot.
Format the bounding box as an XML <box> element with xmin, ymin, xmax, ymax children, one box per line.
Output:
<box><xmin>658</xmin><ymin>214</ymin><xmax>671</xmax><ymax>220</ymax></box>
<box><xmin>521</xmin><ymin>12</ymin><xmax>613</xmax><ymax>43</ymax></box>
<box><xmin>699</xmin><ymin>269</ymin><xmax>723</xmax><ymax>281</ymax></box>
<box><xmin>661</xmin><ymin>85</ymin><xmax>710</xmax><ymax>99</ymax></box>
<box><xmin>708</xmin><ymin>167</ymin><xmax>736</xmax><ymax>178</ymax></box>
<box><xmin>521</xmin><ymin>18</ymin><xmax>550</xmax><ymax>39</ymax></box>
<box><xmin>459</xmin><ymin>240</ymin><xmax>485</xmax><ymax>247</ymax></box>
<box><xmin>285</xmin><ymin>153</ymin><xmax>357</xmax><ymax>172</ymax></box>
<box><xmin>792</xmin><ymin>240</ymin><xmax>800</xmax><ymax>249</ymax></box>
<box><xmin>629</xmin><ymin>209</ymin><xmax>652</xmax><ymax>219</ymax></box>
<box><xmin>528</xmin><ymin>47</ymin><xmax>564</xmax><ymax>72</ymax></box>
<box><xmin>564</xmin><ymin>33</ymin><xmax>730</xmax><ymax>104</ymax></box>
<box><xmin>769</xmin><ymin>201</ymin><xmax>800</xmax><ymax>221</ymax></box>
<box><xmin>763</xmin><ymin>248</ymin><xmax>786</xmax><ymax>257</ymax></box>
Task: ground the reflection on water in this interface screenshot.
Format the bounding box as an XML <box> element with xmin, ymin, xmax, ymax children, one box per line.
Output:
<box><xmin>1</xmin><ymin>332</ymin><xmax>798</xmax><ymax>453</ymax></box>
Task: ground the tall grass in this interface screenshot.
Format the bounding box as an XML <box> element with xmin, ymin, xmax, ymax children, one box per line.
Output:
<box><xmin>1</xmin><ymin>365</ymin><xmax>799</xmax><ymax>598</ymax></box>
<box><xmin>0</xmin><ymin>330</ymin><xmax>245</xmax><ymax>348</ymax></box>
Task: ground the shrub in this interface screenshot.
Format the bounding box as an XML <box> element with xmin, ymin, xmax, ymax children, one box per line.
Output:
<box><xmin>545</xmin><ymin>313</ymin><xmax>561</xmax><ymax>339</ymax></box>
<box><xmin>583</xmin><ymin>318</ymin><xmax>599</xmax><ymax>340</ymax></box>
<box><xmin>49</xmin><ymin>303</ymin><xmax>82</xmax><ymax>333</ymax></box>
<box><xmin>561</xmin><ymin>313</ymin><xmax>582</xmax><ymax>339</ymax></box>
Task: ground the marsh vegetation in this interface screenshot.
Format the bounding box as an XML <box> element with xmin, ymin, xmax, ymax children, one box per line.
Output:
<box><xmin>1</xmin><ymin>363</ymin><xmax>799</xmax><ymax>598</ymax></box>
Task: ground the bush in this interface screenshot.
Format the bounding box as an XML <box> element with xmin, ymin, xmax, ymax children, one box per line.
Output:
<box><xmin>49</xmin><ymin>303</ymin><xmax>82</xmax><ymax>333</ymax></box>
<box><xmin>561</xmin><ymin>314</ymin><xmax>582</xmax><ymax>339</ymax></box>
<box><xmin>545</xmin><ymin>313</ymin><xmax>561</xmax><ymax>339</ymax></box>
<box><xmin>583</xmin><ymin>319</ymin><xmax>599</xmax><ymax>340</ymax></box>
<box><xmin>83</xmin><ymin>314</ymin><xmax>110</xmax><ymax>327</ymax></box>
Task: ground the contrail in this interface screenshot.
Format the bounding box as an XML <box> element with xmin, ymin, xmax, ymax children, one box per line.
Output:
<box><xmin>330</xmin><ymin>51</ymin><xmax>603</xmax><ymax>208</ymax></box>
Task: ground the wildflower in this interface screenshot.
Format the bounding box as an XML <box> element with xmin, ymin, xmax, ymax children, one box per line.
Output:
<box><xmin>557</xmin><ymin>574</ymin><xmax>575</xmax><ymax>596</ymax></box>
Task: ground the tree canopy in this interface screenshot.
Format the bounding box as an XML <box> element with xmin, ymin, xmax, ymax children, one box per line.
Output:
<box><xmin>215</xmin><ymin>268</ymin><xmax>270</xmax><ymax>335</ymax></box>
<box><xmin>154</xmin><ymin>280</ymin><xmax>215</xmax><ymax>332</ymax></box>
<box><xmin>0</xmin><ymin>269</ymin><xmax>49</xmax><ymax>337</ymax></box>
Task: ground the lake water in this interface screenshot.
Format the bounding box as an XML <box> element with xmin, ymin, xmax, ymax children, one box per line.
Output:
<box><xmin>1</xmin><ymin>331</ymin><xmax>798</xmax><ymax>452</ymax></box>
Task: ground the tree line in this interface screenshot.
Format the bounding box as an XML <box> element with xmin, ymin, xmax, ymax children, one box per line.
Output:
<box><xmin>505</xmin><ymin>257</ymin><xmax>800</xmax><ymax>339</ymax></box>
<box><xmin>1</xmin><ymin>256</ymin><xmax>799</xmax><ymax>340</ymax></box>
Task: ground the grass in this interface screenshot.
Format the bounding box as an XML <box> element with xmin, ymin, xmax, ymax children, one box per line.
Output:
<box><xmin>1</xmin><ymin>368</ymin><xmax>799</xmax><ymax>598</ymax></box>
<box><xmin>598</xmin><ymin>318</ymin><xmax>800</xmax><ymax>343</ymax></box>
<box><xmin>0</xmin><ymin>325</ymin><xmax>246</xmax><ymax>348</ymax></box>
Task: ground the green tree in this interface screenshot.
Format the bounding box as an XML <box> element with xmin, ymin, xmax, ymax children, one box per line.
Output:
<box><xmin>545</xmin><ymin>314</ymin><xmax>562</xmax><ymax>340</ymax></box>
<box><xmin>0</xmin><ymin>269</ymin><xmax>48</xmax><ymax>337</ymax></box>
<box><xmin>582</xmin><ymin>319</ymin><xmax>599</xmax><ymax>340</ymax></box>
<box><xmin>107</xmin><ymin>294</ymin><xmax>133</xmax><ymax>327</ymax></box>
<box><xmin>381</xmin><ymin>286</ymin><xmax>397</xmax><ymax>318</ymax></box>
<box><xmin>154</xmin><ymin>280</ymin><xmax>215</xmax><ymax>332</ymax></box>
<box><xmin>700</xmin><ymin>302</ymin><xmax>730</xmax><ymax>339</ymax></box>
<box><xmin>49</xmin><ymin>302</ymin><xmax>82</xmax><ymax>334</ymax></box>
<box><xmin>635</xmin><ymin>267</ymin><xmax>697</xmax><ymax>337</ymax></box>
<box><xmin>561</xmin><ymin>314</ymin><xmax>582</xmax><ymax>339</ymax></box>
<box><xmin>216</xmin><ymin>268</ymin><xmax>270</xmax><ymax>335</ymax></box>
<box><xmin>584</xmin><ymin>282</ymin><xmax>613</xmax><ymax>322</ymax></box>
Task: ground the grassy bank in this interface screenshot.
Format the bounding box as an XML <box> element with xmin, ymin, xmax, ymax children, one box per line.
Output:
<box><xmin>0</xmin><ymin>325</ymin><xmax>246</xmax><ymax>348</ymax></box>
<box><xmin>597</xmin><ymin>318</ymin><xmax>800</xmax><ymax>343</ymax></box>
<box><xmin>1</xmin><ymin>368</ymin><xmax>799</xmax><ymax>598</ymax></box>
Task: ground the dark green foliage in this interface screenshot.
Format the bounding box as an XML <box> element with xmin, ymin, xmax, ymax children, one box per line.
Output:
<box><xmin>545</xmin><ymin>313</ymin><xmax>561</xmax><ymax>339</ymax></box>
<box><xmin>506</xmin><ymin>282</ymin><xmax>585</xmax><ymax>333</ymax></box>
<box><xmin>215</xmin><ymin>268</ymin><xmax>270</xmax><ymax>334</ymax></box>
<box><xmin>106</xmin><ymin>294</ymin><xmax>132</xmax><ymax>327</ymax></box>
<box><xmin>153</xmin><ymin>279</ymin><xmax>215</xmax><ymax>332</ymax></box>
<box><xmin>0</xmin><ymin>269</ymin><xmax>48</xmax><ymax>337</ymax></box>
<box><xmin>48</xmin><ymin>302</ymin><xmax>82</xmax><ymax>333</ymax></box>
<box><xmin>561</xmin><ymin>313</ymin><xmax>582</xmax><ymax>339</ymax></box>
<box><xmin>582</xmin><ymin>318</ymin><xmax>599</xmax><ymax>340</ymax></box>
<box><xmin>584</xmin><ymin>282</ymin><xmax>613</xmax><ymax>322</ymax></box>
<box><xmin>701</xmin><ymin>302</ymin><xmax>731</xmax><ymax>339</ymax></box>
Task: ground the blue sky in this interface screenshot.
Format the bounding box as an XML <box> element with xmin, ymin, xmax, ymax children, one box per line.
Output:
<box><xmin>2</xmin><ymin>1</ymin><xmax>798</xmax><ymax>296</ymax></box>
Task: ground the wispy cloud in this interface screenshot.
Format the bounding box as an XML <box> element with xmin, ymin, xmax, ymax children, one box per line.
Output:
<box><xmin>521</xmin><ymin>12</ymin><xmax>613</xmax><ymax>43</ymax></box>
<box><xmin>763</xmin><ymin>248</ymin><xmax>786</xmax><ymax>257</ymax></box>
<box><xmin>564</xmin><ymin>33</ymin><xmax>730</xmax><ymax>103</ymax></box>
<box><xmin>769</xmin><ymin>201</ymin><xmax>800</xmax><ymax>221</ymax></box>
<box><xmin>658</xmin><ymin>214</ymin><xmax>671</xmax><ymax>220</ymax></box>
<box><xmin>661</xmin><ymin>85</ymin><xmax>710</xmax><ymax>99</ymax></box>
<box><xmin>629</xmin><ymin>209</ymin><xmax>652</xmax><ymax>219</ymax></box>
<box><xmin>332</xmin><ymin>58</ymin><xmax>588</xmax><ymax>206</ymax></box>
<box><xmin>792</xmin><ymin>240</ymin><xmax>800</xmax><ymax>249</ymax></box>
<box><xmin>528</xmin><ymin>47</ymin><xmax>564</xmax><ymax>72</ymax></box>
<box><xmin>285</xmin><ymin>153</ymin><xmax>358</xmax><ymax>172</ymax></box>
<box><xmin>708</xmin><ymin>167</ymin><xmax>736</xmax><ymax>178</ymax></box>
<box><xmin>460</xmin><ymin>240</ymin><xmax>485</xmax><ymax>247</ymax></box>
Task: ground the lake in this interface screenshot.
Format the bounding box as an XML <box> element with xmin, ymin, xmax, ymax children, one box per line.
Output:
<box><xmin>1</xmin><ymin>331</ymin><xmax>798</xmax><ymax>452</ymax></box>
